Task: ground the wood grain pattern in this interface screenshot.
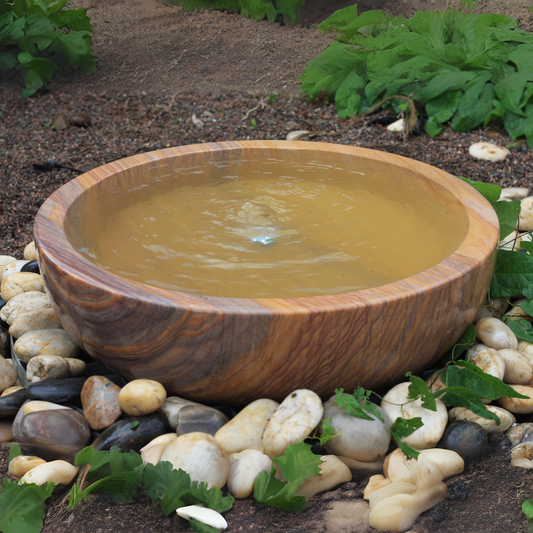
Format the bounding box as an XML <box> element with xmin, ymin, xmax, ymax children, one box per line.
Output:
<box><xmin>33</xmin><ymin>141</ymin><xmax>499</xmax><ymax>405</ymax></box>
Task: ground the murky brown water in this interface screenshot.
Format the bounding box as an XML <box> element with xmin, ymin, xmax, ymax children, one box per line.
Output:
<box><xmin>69</xmin><ymin>156</ymin><xmax>468</xmax><ymax>298</ymax></box>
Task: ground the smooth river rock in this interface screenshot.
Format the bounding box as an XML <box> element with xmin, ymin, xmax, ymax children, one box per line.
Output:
<box><xmin>262</xmin><ymin>389</ymin><xmax>323</xmax><ymax>458</ymax></box>
<box><xmin>175</xmin><ymin>405</ymin><xmax>229</xmax><ymax>437</ymax></box>
<box><xmin>27</xmin><ymin>377</ymin><xmax>87</xmax><ymax>403</ymax></box>
<box><xmin>9</xmin><ymin>308</ymin><xmax>62</xmax><ymax>339</ymax></box>
<box><xmin>92</xmin><ymin>413</ymin><xmax>169</xmax><ymax>452</ymax></box>
<box><xmin>215</xmin><ymin>398</ymin><xmax>279</xmax><ymax>454</ymax></box>
<box><xmin>498</xmin><ymin>385</ymin><xmax>533</xmax><ymax>413</ymax></box>
<box><xmin>505</xmin><ymin>422</ymin><xmax>533</xmax><ymax>446</ymax></box>
<box><xmin>20</xmin><ymin>260</ymin><xmax>40</xmax><ymax>275</ymax></box>
<box><xmin>498</xmin><ymin>349</ymin><xmax>533</xmax><ymax>385</ymax></box>
<box><xmin>295</xmin><ymin>455</ymin><xmax>352</xmax><ymax>499</ymax></box>
<box><xmin>0</xmin><ymin>261</ymin><xmax>29</xmax><ymax>283</ymax></box>
<box><xmin>81</xmin><ymin>376</ymin><xmax>122</xmax><ymax>430</ymax></box>
<box><xmin>9</xmin><ymin>455</ymin><xmax>47</xmax><ymax>477</ymax></box>
<box><xmin>0</xmin><ymin>354</ymin><xmax>17</xmax><ymax>395</ymax></box>
<box><xmin>0</xmin><ymin>292</ymin><xmax>52</xmax><ymax>326</ymax></box>
<box><xmin>12</xmin><ymin>406</ymin><xmax>91</xmax><ymax>462</ymax></box>
<box><xmin>475</xmin><ymin>317</ymin><xmax>518</xmax><ymax>350</ymax></box>
<box><xmin>519</xmin><ymin>197</ymin><xmax>533</xmax><ymax>232</ymax></box>
<box><xmin>24</xmin><ymin>242</ymin><xmax>37</xmax><ymax>261</ymax></box>
<box><xmin>448</xmin><ymin>405</ymin><xmax>515</xmax><ymax>433</ymax></box>
<box><xmin>27</xmin><ymin>355</ymin><xmax>86</xmax><ymax>381</ymax></box>
<box><xmin>0</xmin><ymin>256</ymin><xmax>17</xmax><ymax>271</ymax></box>
<box><xmin>381</xmin><ymin>382</ymin><xmax>448</xmax><ymax>449</ymax></box>
<box><xmin>160</xmin><ymin>432</ymin><xmax>230</xmax><ymax>489</ymax></box>
<box><xmin>1</xmin><ymin>272</ymin><xmax>45</xmax><ymax>302</ymax></box>
<box><xmin>140</xmin><ymin>433</ymin><xmax>177</xmax><ymax>465</ymax></box>
<box><xmin>14</xmin><ymin>329</ymin><xmax>80</xmax><ymax>362</ymax></box>
<box><xmin>438</xmin><ymin>421</ymin><xmax>488</xmax><ymax>468</ymax></box>
<box><xmin>0</xmin><ymin>388</ymin><xmax>27</xmax><ymax>418</ymax></box>
<box><xmin>321</xmin><ymin>394</ymin><xmax>392</xmax><ymax>462</ymax></box>
<box><xmin>0</xmin><ymin>322</ymin><xmax>8</xmax><ymax>358</ymax></box>
<box><xmin>227</xmin><ymin>449</ymin><xmax>273</xmax><ymax>498</ymax></box>
<box><xmin>159</xmin><ymin>396</ymin><xmax>200</xmax><ymax>429</ymax></box>
<box><xmin>118</xmin><ymin>379</ymin><xmax>167</xmax><ymax>416</ymax></box>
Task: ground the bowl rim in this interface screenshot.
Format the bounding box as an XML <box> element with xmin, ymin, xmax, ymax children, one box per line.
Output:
<box><xmin>34</xmin><ymin>140</ymin><xmax>499</xmax><ymax>313</ymax></box>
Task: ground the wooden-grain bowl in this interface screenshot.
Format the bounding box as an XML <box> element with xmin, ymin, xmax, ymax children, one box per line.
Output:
<box><xmin>34</xmin><ymin>141</ymin><xmax>499</xmax><ymax>404</ymax></box>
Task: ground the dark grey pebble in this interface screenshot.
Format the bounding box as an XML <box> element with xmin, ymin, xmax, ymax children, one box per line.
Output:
<box><xmin>176</xmin><ymin>405</ymin><xmax>229</xmax><ymax>437</ymax></box>
<box><xmin>92</xmin><ymin>413</ymin><xmax>168</xmax><ymax>453</ymax></box>
<box><xmin>0</xmin><ymin>388</ymin><xmax>27</xmax><ymax>418</ymax></box>
<box><xmin>20</xmin><ymin>260</ymin><xmax>40</xmax><ymax>274</ymax></box>
<box><xmin>0</xmin><ymin>322</ymin><xmax>9</xmax><ymax>358</ymax></box>
<box><xmin>27</xmin><ymin>377</ymin><xmax>87</xmax><ymax>403</ymax></box>
<box><xmin>438</xmin><ymin>420</ymin><xmax>489</xmax><ymax>468</ymax></box>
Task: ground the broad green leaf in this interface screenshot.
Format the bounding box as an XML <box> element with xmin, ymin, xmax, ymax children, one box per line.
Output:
<box><xmin>495</xmin><ymin>71</ymin><xmax>529</xmax><ymax>116</ymax></box>
<box><xmin>189</xmin><ymin>519</ymin><xmax>222</xmax><ymax>533</ymax></box>
<box><xmin>490</xmin><ymin>249</ymin><xmax>533</xmax><ymax>298</ymax></box>
<box><xmin>49</xmin><ymin>8</ymin><xmax>92</xmax><ymax>31</ymax></box>
<box><xmin>434</xmin><ymin>385</ymin><xmax>501</xmax><ymax>422</ymax></box>
<box><xmin>334</xmin><ymin>387</ymin><xmax>384</xmax><ymax>422</ymax></box>
<box><xmin>51</xmin><ymin>30</ymin><xmax>95</xmax><ymax>72</ymax></box>
<box><xmin>521</xmin><ymin>300</ymin><xmax>533</xmax><ymax>317</ymax></box>
<box><xmin>452</xmin><ymin>80</ymin><xmax>495</xmax><ymax>132</ymax></box>
<box><xmin>22</xmin><ymin>68</ymin><xmax>44</xmax><ymax>97</ymax></box>
<box><xmin>442</xmin><ymin>359</ymin><xmax>530</xmax><ymax>400</ymax></box>
<box><xmin>519</xmin><ymin>239</ymin><xmax>533</xmax><ymax>255</ymax></box>
<box><xmin>316</xmin><ymin>3</ymin><xmax>358</xmax><ymax>36</ymax></box>
<box><xmin>484</xmin><ymin>99</ymin><xmax>506</xmax><ymax>127</ymax></box>
<box><xmin>419</xmin><ymin>71</ymin><xmax>478</xmax><ymax>106</ymax></box>
<box><xmin>0</xmin><ymin>479</ymin><xmax>55</xmax><ymax>533</ymax></box>
<box><xmin>458</xmin><ymin>177</ymin><xmax>501</xmax><ymax>203</ymax></box>
<box><xmin>254</xmin><ymin>442</ymin><xmax>322</xmax><ymax>512</ymax></box>
<box><xmin>425</xmin><ymin>116</ymin><xmax>443</xmax><ymax>138</ymax></box>
<box><xmin>407</xmin><ymin>373</ymin><xmax>437</xmax><ymax>411</ymax></box>
<box><xmin>492</xmin><ymin>200</ymin><xmax>520</xmax><ymax>240</ymax></box>
<box><xmin>184</xmin><ymin>482</ymin><xmax>234</xmax><ymax>513</ymax></box>
<box><xmin>507</xmin><ymin>319</ymin><xmax>533</xmax><ymax>343</ymax></box>
<box><xmin>390</xmin><ymin>417</ymin><xmax>423</xmax><ymax>460</ymax></box>
<box><xmin>522</xmin><ymin>498</ymin><xmax>533</xmax><ymax>533</ymax></box>
<box><xmin>425</xmin><ymin>90</ymin><xmax>462</xmax><ymax>124</ymax></box>
<box><xmin>8</xmin><ymin>443</ymin><xmax>22</xmax><ymax>463</ymax></box>
<box><xmin>335</xmin><ymin>69</ymin><xmax>365</xmax><ymax>118</ymax></box>
<box><xmin>143</xmin><ymin>462</ymin><xmax>190</xmax><ymax>515</ymax></box>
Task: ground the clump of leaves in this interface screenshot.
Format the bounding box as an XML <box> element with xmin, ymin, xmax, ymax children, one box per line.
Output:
<box><xmin>0</xmin><ymin>0</ymin><xmax>95</xmax><ymax>97</ymax></box>
<box><xmin>299</xmin><ymin>7</ymin><xmax>533</xmax><ymax>147</ymax></box>
<box><xmin>163</xmin><ymin>0</ymin><xmax>304</xmax><ymax>25</ymax></box>
<box><xmin>253</xmin><ymin>442</ymin><xmax>322</xmax><ymax>511</ymax></box>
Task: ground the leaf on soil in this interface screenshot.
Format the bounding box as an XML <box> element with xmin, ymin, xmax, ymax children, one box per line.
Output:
<box><xmin>254</xmin><ymin>442</ymin><xmax>322</xmax><ymax>512</ymax></box>
<box><xmin>0</xmin><ymin>479</ymin><xmax>55</xmax><ymax>533</ymax></box>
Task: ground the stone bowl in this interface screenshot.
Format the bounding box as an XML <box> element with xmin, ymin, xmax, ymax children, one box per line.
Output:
<box><xmin>34</xmin><ymin>141</ymin><xmax>499</xmax><ymax>404</ymax></box>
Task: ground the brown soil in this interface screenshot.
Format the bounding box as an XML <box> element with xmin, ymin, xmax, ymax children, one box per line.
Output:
<box><xmin>2</xmin><ymin>0</ymin><xmax>533</xmax><ymax>532</ymax></box>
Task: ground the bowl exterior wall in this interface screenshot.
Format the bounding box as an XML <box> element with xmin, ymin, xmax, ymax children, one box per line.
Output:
<box><xmin>34</xmin><ymin>141</ymin><xmax>499</xmax><ymax>404</ymax></box>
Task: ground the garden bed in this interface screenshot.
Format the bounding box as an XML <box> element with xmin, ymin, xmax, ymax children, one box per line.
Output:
<box><xmin>2</xmin><ymin>0</ymin><xmax>533</xmax><ymax>531</ymax></box>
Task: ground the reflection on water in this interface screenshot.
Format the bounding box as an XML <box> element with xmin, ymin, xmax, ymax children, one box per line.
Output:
<box><xmin>71</xmin><ymin>157</ymin><xmax>468</xmax><ymax>298</ymax></box>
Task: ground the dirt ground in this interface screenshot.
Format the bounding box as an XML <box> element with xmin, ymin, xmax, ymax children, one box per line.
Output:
<box><xmin>2</xmin><ymin>0</ymin><xmax>533</xmax><ymax>532</ymax></box>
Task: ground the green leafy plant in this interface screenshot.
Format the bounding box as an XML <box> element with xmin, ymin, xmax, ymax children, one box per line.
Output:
<box><xmin>253</xmin><ymin>442</ymin><xmax>322</xmax><ymax>511</ymax></box>
<box><xmin>523</xmin><ymin>497</ymin><xmax>533</xmax><ymax>533</ymax></box>
<box><xmin>0</xmin><ymin>0</ymin><xmax>95</xmax><ymax>97</ymax></box>
<box><xmin>249</xmin><ymin>118</ymin><xmax>257</xmax><ymax>129</ymax></box>
<box><xmin>163</xmin><ymin>0</ymin><xmax>304</xmax><ymax>25</ymax></box>
<box><xmin>299</xmin><ymin>7</ymin><xmax>533</xmax><ymax>147</ymax></box>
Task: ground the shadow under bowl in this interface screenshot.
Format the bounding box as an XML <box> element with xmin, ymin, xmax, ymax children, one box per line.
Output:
<box><xmin>34</xmin><ymin>141</ymin><xmax>499</xmax><ymax>404</ymax></box>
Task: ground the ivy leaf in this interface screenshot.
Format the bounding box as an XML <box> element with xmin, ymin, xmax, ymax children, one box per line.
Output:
<box><xmin>441</xmin><ymin>360</ymin><xmax>530</xmax><ymax>401</ymax></box>
<box><xmin>491</xmin><ymin>200</ymin><xmax>521</xmax><ymax>240</ymax></box>
<box><xmin>334</xmin><ymin>387</ymin><xmax>384</xmax><ymax>422</ymax></box>
<box><xmin>521</xmin><ymin>300</ymin><xmax>533</xmax><ymax>317</ymax></box>
<box><xmin>507</xmin><ymin>318</ymin><xmax>533</xmax><ymax>343</ymax></box>
<box><xmin>490</xmin><ymin>249</ymin><xmax>533</xmax><ymax>298</ymax></box>
<box><xmin>390</xmin><ymin>417</ymin><xmax>423</xmax><ymax>460</ymax></box>
<box><xmin>143</xmin><ymin>462</ymin><xmax>191</xmax><ymax>515</ymax></box>
<box><xmin>8</xmin><ymin>443</ymin><xmax>22</xmax><ymax>463</ymax></box>
<box><xmin>189</xmin><ymin>519</ymin><xmax>222</xmax><ymax>533</ymax></box>
<box><xmin>316</xmin><ymin>418</ymin><xmax>341</xmax><ymax>446</ymax></box>
<box><xmin>0</xmin><ymin>479</ymin><xmax>55</xmax><ymax>533</ymax></box>
<box><xmin>69</xmin><ymin>447</ymin><xmax>144</xmax><ymax>508</ymax></box>
<box><xmin>522</xmin><ymin>498</ymin><xmax>533</xmax><ymax>533</ymax></box>
<box><xmin>440</xmin><ymin>324</ymin><xmax>478</xmax><ymax>365</ymax></box>
<box><xmin>184</xmin><ymin>482</ymin><xmax>234</xmax><ymax>513</ymax></box>
<box><xmin>458</xmin><ymin>177</ymin><xmax>501</xmax><ymax>203</ymax></box>
<box><xmin>407</xmin><ymin>373</ymin><xmax>437</xmax><ymax>411</ymax></box>
<box><xmin>254</xmin><ymin>442</ymin><xmax>322</xmax><ymax>512</ymax></box>
<box><xmin>434</xmin><ymin>385</ymin><xmax>501</xmax><ymax>422</ymax></box>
